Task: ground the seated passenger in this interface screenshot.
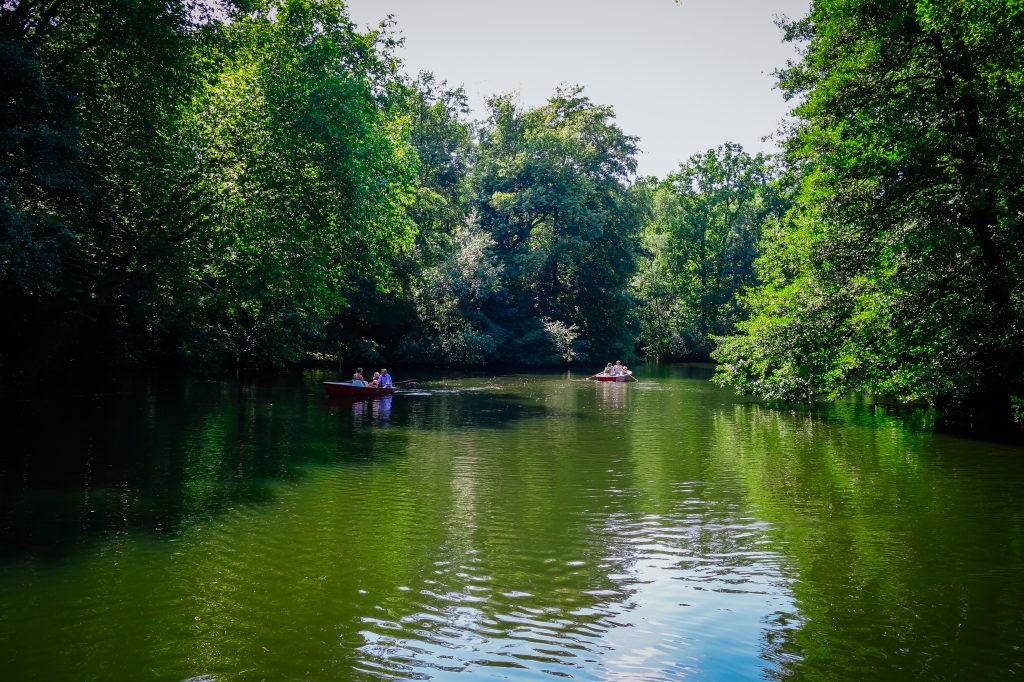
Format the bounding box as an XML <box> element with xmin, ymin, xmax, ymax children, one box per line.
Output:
<box><xmin>368</xmin><ymin>372</ymin><xmax>381</xmax><ymax>387</ymax></box>
<box><xmin>351</xmin><ymin>367</ymin><xmax>366</xmax><ymax>386</ymax></box>
<box><xmin>378</xmin><ymin>368</ymin><xmax>393</xmax><ymax>388</ymax></box>
<box><xmin>611</xmin><ymin>361</ymin><xmax>623</xmax><ymax>376</ymax></box>
<box><xmin>603</xmin><ymin>363</ymin><xmax>613</xmax><ymax>375</ymax></box>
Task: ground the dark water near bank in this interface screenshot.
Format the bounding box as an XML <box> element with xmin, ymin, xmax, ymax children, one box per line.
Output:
<box><xmin>1</xmin><ymin>365</ymin><xmax>1023</xmax><ymax>681</ymax></box>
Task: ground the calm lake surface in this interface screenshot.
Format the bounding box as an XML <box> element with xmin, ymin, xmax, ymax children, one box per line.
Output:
<box><xmin>2</xmin><ymin>365</ymin><xmax>1023</xmax><ymax>681</ymax></box>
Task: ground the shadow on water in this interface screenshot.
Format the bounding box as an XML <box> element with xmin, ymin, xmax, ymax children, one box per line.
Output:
<box><xmin>641</xmin><ymin>360</ymin><xmax>1024</xmax><ymax>444</ymax></box>
<box><xmin>731</xmin><ymin>395</ymin><xmax>1024</xmax><ymax>446</ymax></box>
<box><xmin>0</xmin><ymin>370</ymin><xmax>558</xmax><ymax>563</ymax></box>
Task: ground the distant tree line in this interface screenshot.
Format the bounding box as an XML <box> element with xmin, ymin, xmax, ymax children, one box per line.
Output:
<box><xmin>3</xmin><ymin>0</ymin><xmax>1024</xmax><ymax>419</ymax></box>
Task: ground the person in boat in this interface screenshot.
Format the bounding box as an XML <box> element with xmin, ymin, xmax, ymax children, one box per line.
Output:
<box><xmin>603</xmin><ymin>363</ymin><xmax>613</xmax><ymax>375</ymax></box>
<box><xmin>368</xmin><ymin>372</ymin><xmax>381</xmax><ymax>387</ymax></box>
<box><xmin>611</xmin><ymin>360</ymin><xmax>623</xmax><ymax>376</ymax></box>
<box><xmin>351</xmin><ymin>367</ymin><xmax>366</xmax><ymax>386</ymax></box>
<box><xmin>378</xmin><ymin>368</ymin><xmax>393</xmax><ymax>388</ymax></box>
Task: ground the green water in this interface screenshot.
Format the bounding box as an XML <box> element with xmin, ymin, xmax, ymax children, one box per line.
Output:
<box><xmin>1</xmin><ymin>366</ymin><xmax>1023</xmax><ymax>681</ymax></box>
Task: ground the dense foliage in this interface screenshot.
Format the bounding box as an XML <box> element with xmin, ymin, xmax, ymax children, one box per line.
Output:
<box><xmin>333</xmin><ymin>84</ymin><xmax>648</xmax><ymax>367</ymax></box>
<box><xmin>0</xmin><ymin>0</ymin><xmax>653</xmax><ymax>377</ymax></box>
<box><xmin>5</xmin><ymin>0</ymin><xmax>1024</xmax><ymax>418</ymax></box>
<box><xmin>713</xmin><ymin>0</ymin><xmax>1024</xmax><ymax>415</ymax></box>
<box><xmin>2</xmin><ymin>0</ymin><xmax>214</xmax><ymax>374</ymax></box>
<box><xmin>634</xmin><ymin>144</ymin><xmax>784</xmax><ymax>360</ymax></box>
<box><xmin>469</xmin><ymin>88</ymin><xmax>646</xmax><ymax>364</ymax></box>
<box><xmin>0</xmin><ymin>0</ymin><xmax>418</xmax><ymax>377</ymax></box>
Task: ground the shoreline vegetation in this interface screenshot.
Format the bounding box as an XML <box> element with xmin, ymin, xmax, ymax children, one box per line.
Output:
<box><xmin>2</xmin><ymin>0</ymin><xmax>1023</xmax><ymax>422</ymax></box>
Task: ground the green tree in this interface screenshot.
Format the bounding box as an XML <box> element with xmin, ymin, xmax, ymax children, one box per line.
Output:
<box><xmin>335</xmin><ymin>72</ymin><xmax>478</xmax><ymax>365</ymax></box>
<box><xmin>2</xmin><ymin>5</ymin><xmax>669</xmax><ymax>373</ymax></box>
<box><xmin>0</xmin><ymin>0</ymin><xmax>420</xmax><ymax>373</ymax></box>
<box><xmin>395</xmin><ymin>225</ymin><xmax>505</xmax><ymax>364</ymax></box>
<box><xmin>472</xmin><ymin>87</ymin><xmax>646</xmax><ymax>364</ymax></box>
<box><xmin>0</xmin><ymin>34</ymin><xmax>82</xmax><ymax>295</ymax></box>
<box><xmin>404</xmin><ymin>72</ymin><xmax>474</xmax><ymax>264</ymax></box>
<box><xmin>146</xmin><ymin>0</ymin><xmax>417</xmax><ymax>366</ymax></box>
<box><xmin>635</xmin><ymin>144</ymin><xmax>782</xmax><ymax>360</ymax></box>
<box><xmin>0</xmin><ymin>0</ymin><xmax>215</xmax><ymax>375</ymax></box>
<box><xmin>714</xmin><ymin>0</ymin><xmax>1024</xmax><ymax>411</ymax></box>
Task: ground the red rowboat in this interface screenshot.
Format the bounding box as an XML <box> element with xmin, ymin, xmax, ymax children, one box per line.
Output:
<box><xmin>323</xmin><ymin>381</ymin><xmax>396</xmax><ymax>397</ymax></box>
<box><xmin>596</xmin><ymin>372</ymin><xmax>632</xmax><ymax>382</ymax></box>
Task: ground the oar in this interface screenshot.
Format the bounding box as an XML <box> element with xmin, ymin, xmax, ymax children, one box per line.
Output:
<box><xmin>583</xmin><ymin>372</ymin><xmax>605</xmax><ymax>381</ymax></box>
<box><xmin>629</xmin><ymin>373</ymin><xmax>640</xmax><ymax>382</ymax></box>
<box><xmin>393</xmin><ymin>379</ymin><xmax>418</xmax><ymax>385</ymax></box>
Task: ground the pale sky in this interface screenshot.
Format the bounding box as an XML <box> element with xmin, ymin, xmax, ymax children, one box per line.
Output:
<box><xmin>344</xmin><ymin>0</ymin><xmax>811</xmax><ymax>179</ymax></box>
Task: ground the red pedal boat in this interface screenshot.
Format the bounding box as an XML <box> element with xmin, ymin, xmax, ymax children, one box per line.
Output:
<box><xmin>596</xmin><ymin>372</ymin><xmax>632</xmax><ymax>382</ymax></box>
<box><xmin>323</xmin><ymin>381</ymin><xmax>396</xmax><ymax>397</ymax></box>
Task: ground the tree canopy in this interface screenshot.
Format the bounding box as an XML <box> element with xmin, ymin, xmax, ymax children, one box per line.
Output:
<box><xmin>470</xmin><ymin>87</ymin><xmax>645</xmax><ymax>364</ymax></box>
<box><xmin>713</xmin><ymin>0</ymin><xmax>1024</xmax><ymax>415</ymax></box>
<box><xmin>396</xmin><ymin>87</ymin><xmax>645</xmax><ymax>365</ymax></box>
<box><xmin>1</xmin><ymin>0</ymin><xmax>418</xmax><ymax>375</ymax></box>
<box><xmin>0</xmin><ymin>0</ymin><xmax>647</xmax><ymax>376</ymax></box>
<box><xmin>635</xmin><ymin>144</ymin><xmax>784</xmax><ymax>360</ymax></box>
